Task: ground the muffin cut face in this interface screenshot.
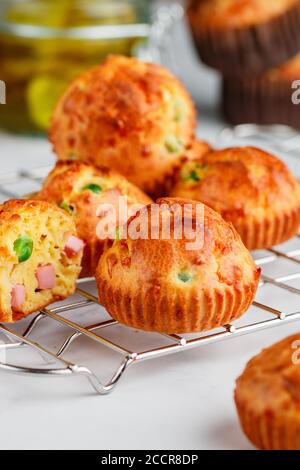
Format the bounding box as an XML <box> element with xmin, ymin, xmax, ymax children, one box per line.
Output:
<box><xmin>170</xmin><ymin>146</ymin><xmax>300</xmax><ymax>250</ymax></box>
<box><xmin>96</xmin><ymin>197</ymin><xmax>260</xmax><ymax>334</ymax></box>
<box><xmin>37</xmin><ymin>161</ymin><xmax>152</xmax><ymax>278</ymax></box>
<box><xmin>0</xmin><ymin>200</ymin><xmax>83</xmax><ymax>323</ymax></box>
<box><xmin>235</xmin><ymin>333</ymin><xmax>300</xmax><ymax>450</ymax></box>
<box><xmin>49</xmin><ymin>55</ymin><xmax>196</xmax><ymax>197</ymax></box>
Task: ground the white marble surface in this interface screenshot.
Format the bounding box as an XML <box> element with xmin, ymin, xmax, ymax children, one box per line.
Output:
<box><xmin>0</xmin><ymin>132</ymin><xmax>54</xmax><ymax>173</ymax></box>
<box><xmin>0</xmin><ymin>10</ymin><xmax>300</xmax><ymax>451</ymax></box>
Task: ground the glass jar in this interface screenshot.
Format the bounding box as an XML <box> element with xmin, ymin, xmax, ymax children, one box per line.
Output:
<box><xmin>0</xmin><ymin>0</ymin><xmax>150</xmax><ymax>134</ymax></box>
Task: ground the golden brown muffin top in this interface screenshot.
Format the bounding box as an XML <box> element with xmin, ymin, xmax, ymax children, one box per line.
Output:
<box><xmin>0</xmin><ymin>199</ymin><xmax>70</xmax><ymax>231</ymax></box>
<box><xmin>236</xmin><ymin>334</ymin><xmax>300</xmax><ymax>419</ymax></box>
<box><xmin>188</xmin><ymin>0</ymin><xmax>298</xmax><ymax>30</ymax></box>
<box><xmin>49</xmin><ymin>55</ymin><xmax>196</xmax><ymax>196</ymax></box>
<box><xmin>97</xmin><ymin>197</ymin><xmax>260</xmax><ymax>293</ymax></box>
<box><xmin>37</xmin><ymin>161</ymin><xmax>152</xmax><ymax>245</ymax></box>
<box><xmin>171</xmin><ymin>147</ymin><xmax>300</xmax><ymax>224</ymax></box>
<box><xmin>0</xmin><ymin>199</ymin><xmax>60</xmax><ymax>221</ymax></box>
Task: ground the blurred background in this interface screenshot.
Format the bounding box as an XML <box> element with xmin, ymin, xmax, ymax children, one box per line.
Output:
<box><xmin>1</xmin><ymin>0</ymin><xmax>300</xmax><ymax>177</ymax></box>
<box><xmin>0</xmin><ymin>0</ymin><xmax>220</xmax><ymax>136</ymax></box>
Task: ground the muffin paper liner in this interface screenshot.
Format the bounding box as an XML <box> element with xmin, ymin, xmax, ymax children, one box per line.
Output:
<box><xmin>232</xmin><ymin>207</ymin><xmax>300</xmax><ymax>251</ymax></box>
<box><xmin>235</xmin><ymin>394</ymin><xmax>300</xmax><ymax>450</ymax></box>
<box><xmin>222</xmin><ymin>75</ymin><xmax>300</xmax><ymax>129</ymax></box>
<box><xmin>97</xmin><ymin>276</ymin><xmax>259</xmax><ymax>334</ymax></box>
<box><xmin>189</xmin><ymin>1</ymin><xmax>300</xmax><ymax>77</ymax></box>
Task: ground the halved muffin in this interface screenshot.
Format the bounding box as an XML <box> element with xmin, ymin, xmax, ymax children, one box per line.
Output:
<box><xmin>37</xmin><ymin>161</ymin><xmax>152</xmax><ymax>278</ymax></box>
<box><xmin>188</xmin><ymin>0</ymin><xmax>300</xmax><ymax>76</ymax></box>
<box><xmin>96</xmin><ymin>197</ymin><xmax>260</xmax><ymax>334</ymax></box>
<box><xmin>170</xmin><ymin>147</ymin><xmax>300</xmax><ymax>250</ymax></box>
<box><xmin>223</xmin><ymin>52</ymin><xmax>300</xmax><ymax>129</ymax></box>
<box><xmin>235</xmin><ymin>333</ymin><xmax>300</xmax><ymax>449</ymax></box>
<box><xmin>0</xmin><ymin>199</ymin><xmax>83</xmax><ymax>323</ymax></box>
<box><xmin>49</xmin><ymin>55</ymin><xmax>196</xmax><ymax>198</ymax></box>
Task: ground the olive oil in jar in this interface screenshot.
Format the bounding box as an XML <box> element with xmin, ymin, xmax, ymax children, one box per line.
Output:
<box><xmin>0</xmin><ymin>0</ymin><xmax>150</xmax><ymax>134</ymax></box>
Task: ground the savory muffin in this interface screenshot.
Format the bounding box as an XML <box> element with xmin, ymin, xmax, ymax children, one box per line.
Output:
<box><xmin>185</xmin><ymin>139</ymin><xmax>212</xmax><ymax>161</ymax></box>
<box><xmin>223</xmin><ymin>52</ymin><xmax>300</xmax><ymax>129</ymax></box>
<box><xmin>0</xmin><ymin>199</ymin><xmax>83</xmax><ymax>323</ymax></box>
<box><xmin>49</xmin><ymin>55</ymin><xmax>196</xmax><ymax>198</ymax></box>
<box><xmin>235</xmin><ymin>333</ymin><xmax>300</xmax><ymax>450</ymax></box>
<box><xmin>96</xmin><ymin>197</ymin><xmax>260</xmax><ymax>334</ymax></box>
<box><xmin>163</xmin><ymin>139</ymin><xmax>213</xmax><ymax>195</ymax></box>
<box><xmin>170</xmin><ymin>147</ymin><xmax>300</xmax><ymax>250</ymax></box>
<box><xmin>188</xmin><ymin>0</ymin><xmax>300</xmax><ymax>76</ymax></box>
<box><xmin>37</xmin><ymin>161</ymin><xmax>152</xmax><ymax>278</ymax></box>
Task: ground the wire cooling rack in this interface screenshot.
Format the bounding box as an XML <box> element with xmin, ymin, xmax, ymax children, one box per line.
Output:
<box><xmin>1</xmin><ymin>126</ymin><xmax>300</xmax><ymax>395</ymax></box>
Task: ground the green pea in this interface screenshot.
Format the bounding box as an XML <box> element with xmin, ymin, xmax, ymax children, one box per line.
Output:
<box><xmin>181</xmin><ymin>164</ymin><xmax>208</xmax><ymax>182</ymax></box>
<box><xmin>59</xmin><ymin>201</ymin><xmax>74</xmax><ymax>215</ymax></box>
<box><xmin>165</xmin><ymin>135</ymin><xmax>181</xmax><ymax>153</ymax></box>
<box><xmin>14</xmin><ymin>235</ymin><xmax>33</xmax><ymax>263</ymax></box>
<box><xmin>181</xmin><ymin>170</ymin><xmax>196</xmax><ymax>182</ymax></box>
<box><xmin>178</xmin><ymin>271</ymin><xmax>192</xmax><ymax>283</ymax></box>
<box><xmin>189</xmin><ymin>170</ymin><xmax>200</xmax><ymax>182</ymax></box>
<box><xmin>173</xmin><ymin>100</ymin><xmax>186</xmax><ymax>122</ymax></box>
<box><xmin>81</xmin><ymin>183</ymin><xmax>102</xmax><ymax>194</ymax></box>
<box><xmin>115</xmin><ymin>226</ymin><xmax>122</xmax><ymax>241</ymax></box>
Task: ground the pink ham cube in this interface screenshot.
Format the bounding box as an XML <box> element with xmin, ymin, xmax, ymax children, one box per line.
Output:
<box><xmin>36</xmin><ymin>264</ymin><xmax>56</xmax><ymax>289</ymax></box>
<box><xmin>11</xmin><ymin>284</ymin><xmax>26</xmax><ymax>309</ymax></box>
<box><xmin>64</xmin><ymin>236</ymin><xmax>85</xmax><ymax>257</ymax></box>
